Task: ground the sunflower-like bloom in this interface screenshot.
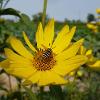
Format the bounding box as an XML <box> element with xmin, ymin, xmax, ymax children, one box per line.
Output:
<box><xmin>79</xmin><ymin>46</ymin><xmax>100</xmax><ymax>70</ymax></box>
<box><xmin>0</xmin><ymin>19</ymin><xmax>87</xmax><ymax>86</ymax></box>
<box><xmin>96</xmin><ymin>8</ymin><xmax>100</xmax><ymax>14</ymax></box>
<box><xmin>87</xmin><ymin>23</ymin><xmax>98</xmax><ymax>33</ymax></box>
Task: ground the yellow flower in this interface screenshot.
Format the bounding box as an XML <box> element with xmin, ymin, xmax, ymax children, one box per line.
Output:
<box><xmin>87</xmin><ymin>23</ymin><xmax>98</xmax><ymax>33</ymax></box>
<box><xmin>79</xmin><ymin>46</ymin><xmax>100</xmax><ymax>70</ymax></box>
<box><xmin>96</xmin><ymin>8</ymin><xmax>100</xmax><ymax>14</ymax></box>
<box><xmin>96</xmin><ymin>21</ymin><xmax>100</xmax><ymax>25</ymax></box>
<box><xmin>0</xmin><ymin>19</ymin><xmax>87</xmax><ymax>86</ymax></box>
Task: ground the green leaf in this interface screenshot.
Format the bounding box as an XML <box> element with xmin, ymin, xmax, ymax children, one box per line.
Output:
<box><xmin>49</xmin><ymin>85</ymin><xmax>65</xmax><ymax>100</ymax></box>
<box><xmin>20</xmin><ymin>13</ymin><xmax>31</xmax><ymax>25</ymax></box>
<box><xmin>0</xmin><ymin>8</ymin><xmax>21</xmax><ymax>18</ymax></box>
<box><xmin>24</xmin><ymin>86</ymin><xmax>37</xmax><ymax>100</ymax></box>
<box><xmin>0</xmin><ymin>43</ymin><xmax>7</xmax><ymax>52</ymax></box>
<box><xmin>0</xmin><ymin>56</ymin><xmax>5</xmax><ymax>61</ymax></box>
<box><xmin>7</xmin><ymin>91</ymin><xmax>23</xmax><ymax>100</ymax></box>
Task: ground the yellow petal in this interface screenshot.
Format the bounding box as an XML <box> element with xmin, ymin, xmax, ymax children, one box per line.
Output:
<box><xmin>10</xmin><ymin>37</ymin><xmax>33</xmax><ymax>60</ymax></box>
<box><xmin>22</xmin><ymin>80</ymin><xmax>32</xmax><ymax>86</ymax></box>
<box><xmin>38</xmin><ymin>71</ymin><xmax>67</xmax><ymax>86</ymax></box>
<box><xmin>88</xmin><ymin>60</ymin><xmax>100</xmax><ymax>69</ymax></box>
<box><xmin>78</xmin><ymin>46</ymin><xmax>86</xmax><ymax>55</ymax></box>
<box><xmin>43</xmin><ymin>19</ymin><xmax>54</xmax><ymax>48</ymax></box>
<box><xmin>65</xmin><ymin>55</ymin><xmax>87</xmax><ymax>66</ymax></box>
<box><xmin>24</xmin><ymin>71</ymin><xmax>41</xmax><ymax>84</ymax></box>
<box><xmin>68</xmin><ymin>71</ymin><xmax>75</xmax><ymax>76</ymax></box>
<box><xmin>0</xmin><ymin>59</ymin><xmax>10</xmax><ymax>69</ymax></box>
<box><xmin>0</xmin><ymin>59</ymin><xmax>11</xmax><ymax>74</ymax></box>
<box><xmin>86</xmin><ymin>49</ymin><xmax>92</xmax><ymax>55</ymax></box>
<box><xmin>6</xmin><ymin>36</ymin><xmax>15</xmax><ymax>44</ymax></box>
<box><xmin>86</xmin><ymin>49</ymin><xmax>92</xmax><ymax>56</ymax></box>
<box><xmin>23</xmin><ymin>32</ymin><xmax>37</xmax><ymax>52</ymax></box>
<box><xmin>4</xmin><ymin>48</ymin><xmax>31</xmax><ymax>64</ymax></box>
<box><xmin>52</xmin><ymin>26</ymin><xmax>76</xmax><ymax>54</ymax></box>
<box><xmin>87</xmin><ymin>23</ymin><xmax>94</xmax><ymax>29</ymax></box>
<box><xmin>96</xmin><ymin>8</ymin><xmax>100</xmax><ymax>14</ymax></box>
<box><xmin>53</xmin><ymin>55</ymin><xmax>87</xmax><ymax>76</ymax></box>
<box><xmin>85</xmin><ymin>49</ymin><xmax>94</xmax><ymax>62</ymax></box>
<box><xmin>52</xmin><ymin>25</ymin><xmax>69</xmax><ymax>48</ymax></box>
<box><xmin>6</xmin><ymin>63</ymin><xmax>36</xmax><ymax>78</ymax></box>
<box><xmin>4</xmin><ymin>49</ymin><xmax>36</xmax><ymax>77</ymax></box>
<box><xmin>55</xmin><ymin>38</ymin><xmax>84</xmax><ymax>61</ymax></box>
<box><xmin>36</xmin><ymin>22</ymin><xmax>44</xmax><ymax>49</ymax></box>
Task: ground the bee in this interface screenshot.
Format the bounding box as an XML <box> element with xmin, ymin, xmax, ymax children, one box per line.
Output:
<box><xmin>42</xmin><ymin>48</ymin><xmax>52</xmax><ymax>59</ymax></box>
<box><xmin>35</xmin><ymin>44</ymin><xmax>54</xmax><ymax>62</ymax></box>
<box><xmin>37</xmin><ymin>48</ymin><xmax>52</xmax><ymax>62</ymax></box>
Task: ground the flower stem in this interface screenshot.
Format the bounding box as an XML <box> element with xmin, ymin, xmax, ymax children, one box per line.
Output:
<box><xmin>49</xmin><ymin>85</ymin><xmax>65</xmax><ymax>100</ymax></box>
<box><xmin>40</xmin><ymin>86</ymin><xmax>44</xmax><ymax>100</ymax></box>
<box><xmin>42</xmin><ymin>0</ymin><xmax>48</xmax><ymax>28</ymax></box>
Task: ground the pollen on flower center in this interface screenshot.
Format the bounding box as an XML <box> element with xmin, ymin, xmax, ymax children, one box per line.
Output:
<box><xmin>33</xmin><ymin>48</ymin><xmax>56</xmax><ymax>71</ymax></box>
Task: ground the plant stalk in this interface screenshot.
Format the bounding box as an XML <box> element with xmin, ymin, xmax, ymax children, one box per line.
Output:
<box><xmin>42</xmin><ymin>0</ymin><xmax>48</xmax><ymax>28</ymax></box>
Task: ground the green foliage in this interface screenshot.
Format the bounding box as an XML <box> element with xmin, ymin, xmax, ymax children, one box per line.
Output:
<box><xmin>0</xmin><ymin>0</ymin><xmax>21</xmax><ymax>18</ymax></box>
<box><xmin>21</xmin><ymin>14</ymin><xmax>32</xmax><ymax>26</ymax></box>
<box><xmin>0</xmin><ymin>0</ymin><xmax>10</xmax><ymax>8</ymax></box>
<box><xmin>0</xmin><ymin>8</ymin><xmax>21</xmax><ymax>18</ymax></box>
<box><xmin>49</xmin><ymin>85</ymin><xmax>65</xmax><ymax>100</ymax></box>
<box><xmin>87</xmin><ymin>13</ymin><xmax>95</xmax><ymax>22</ymax></box>
<box><xmin>0</xmin><ymin>13</ymin><xmax>100</xmax><ymax>100</ymax></box>
<box><xmin>0</xmin><ymin>56</ymin><xmax>5</xmax><ymax>61</ymax></box>
<box><xmin>24</xmin><ymin>86</ymin><xmax>38</xmax><ymax>100</ymax></box>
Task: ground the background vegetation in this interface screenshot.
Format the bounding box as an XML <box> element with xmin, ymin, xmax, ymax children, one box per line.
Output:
<box><xmin>0</xmin><ymin>0</ymin><xmax>100</xmax><ymax>100</ymax></box>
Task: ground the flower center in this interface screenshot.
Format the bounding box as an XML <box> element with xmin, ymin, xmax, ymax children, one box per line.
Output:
<box><xmin>33</xmin><ymin>48</ymin><xmax>56</xmax><ymax>71</ymax></box>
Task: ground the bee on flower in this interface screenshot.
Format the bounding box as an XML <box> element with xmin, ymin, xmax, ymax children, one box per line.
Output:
<box><xmin>0</xmin><ymin>19</ymin><xmax>87</xmax><ymax>86</ymax></box>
